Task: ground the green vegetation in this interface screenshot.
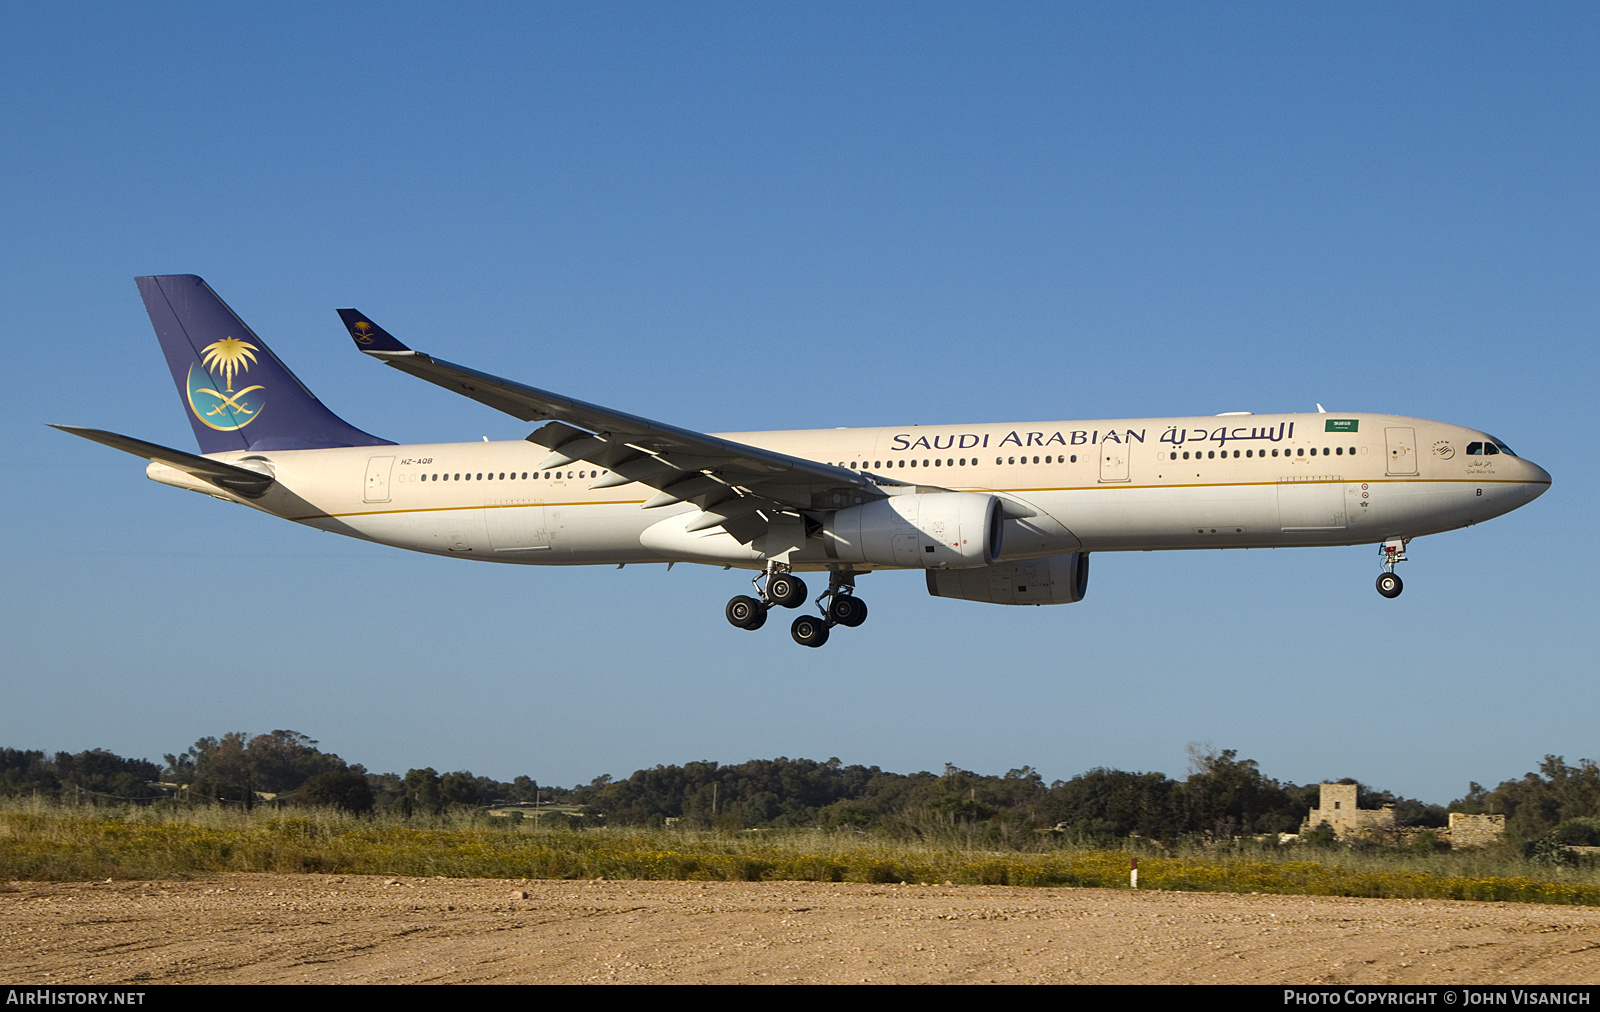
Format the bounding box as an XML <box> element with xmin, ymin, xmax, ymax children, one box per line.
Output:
<box><xmin>2</xmin><ymin>801</ymin><xmax>1598</xmax><ymax>907</ymax></box>
<box><xmin>5</xmin><ymin>731</ymin><xmax>1600</xmax><ymax>905</ymax></box>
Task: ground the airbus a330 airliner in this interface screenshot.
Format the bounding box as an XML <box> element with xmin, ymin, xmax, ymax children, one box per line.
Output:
<box><xmin>59</xmin><ymin>275</ymin><xmax>1551</xmax><ymax>647</ymax></box>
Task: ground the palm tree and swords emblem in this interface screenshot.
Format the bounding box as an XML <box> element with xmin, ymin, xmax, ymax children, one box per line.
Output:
<box><xmin>186</xmin><ymin>336</ymin><xmax>266</xmax><ymax>430</ymax></box>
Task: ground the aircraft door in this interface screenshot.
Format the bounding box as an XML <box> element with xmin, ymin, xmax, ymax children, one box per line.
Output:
<box><xmin>1278</xmin><ymin>480</ymin><xmax>1347</xmax><ymax>530</ymax></box>
<box><xmin>1098</xmin><ymin>444</ymin><xmax>1129</xmax><ymax>482</ymax></box>
<box><xmin>486</xmin><ymin>502</ymin><xmax>549</xmax><ymax>552</ymax></box>
<box><xmin>1385</xmin><ymin>427</ymin><xmax>1418</xmax><ymax>476</ymax></box>
<box><xmin>364</xmin><ymin>456</ymin><xmax>395</xmax><ymax>502</ymax></box>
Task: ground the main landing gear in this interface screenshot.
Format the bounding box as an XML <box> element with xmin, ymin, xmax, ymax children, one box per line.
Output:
<box><xmin>725</xmin><ymin>567</ymin><xmax>867</xmax><ymax>647</ymax></box>
<box><xmin>1375</xmin><ymin>538</ymin><xmax>1408</xmax><ymax>599</ymax></box>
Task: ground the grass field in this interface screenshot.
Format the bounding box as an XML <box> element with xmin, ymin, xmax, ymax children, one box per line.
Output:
<box><xmin>4</xmin><ymin>801</ymin><xmax>1598</xmax><ymax>906</ymax></box>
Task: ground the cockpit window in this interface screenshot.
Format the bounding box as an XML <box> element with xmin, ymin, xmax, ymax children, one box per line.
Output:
<box><xmin>1468</xmin><ymin>437</ymin><xmax>1517</xmax><ymax>457</ymax></box>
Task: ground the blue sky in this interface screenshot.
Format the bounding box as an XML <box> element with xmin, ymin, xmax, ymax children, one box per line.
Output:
<box><xmin>3</xmin><ymin>3</ymin><xmax>1594</xmax><ymax>803</ymax></box>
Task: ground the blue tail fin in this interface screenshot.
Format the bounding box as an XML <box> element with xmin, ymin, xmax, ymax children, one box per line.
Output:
<box><xmin>137</xmin><ymin>275</ymin><xmax>392</xmax><ymax>453</ymax></box>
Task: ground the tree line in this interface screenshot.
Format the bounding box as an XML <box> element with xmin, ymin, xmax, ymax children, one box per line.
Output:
<box><xmin>4</xmin><ymin>734</ymin><xmax>1598</xmax><ymax>848</ymax></box>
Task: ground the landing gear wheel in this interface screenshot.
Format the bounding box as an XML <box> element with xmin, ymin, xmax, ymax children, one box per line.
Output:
<box><xmin>790</xmin><ymin>613</ymin><xmax>830</xmax><ymax>648</ymax></box>
<box><xmin>726</xmin><ymin>595</ymin><xmax>768</xmax><ymax>629</ymax></box>
<box><xmin>829</xmin><ymin>595</ymin><xmax>868</xmax><ymax>628</ymax></box>
<box><xmin>767</xmin><ymin>574</ymin><xmax>808</xmax><ymax>609</ymax></box>
<box><xmin>1376</xmin><ymin>573</ymin><xmax>1403</xmax><ymax>599</ymax></box>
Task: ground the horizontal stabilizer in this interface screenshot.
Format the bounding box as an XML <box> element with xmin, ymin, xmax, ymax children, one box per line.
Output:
<box><xmin>51</xmin><ymin>425</ymin><xmax>275</xmax><ymax>498</ymax></box>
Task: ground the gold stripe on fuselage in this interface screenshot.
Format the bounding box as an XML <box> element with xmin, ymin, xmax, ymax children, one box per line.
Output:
<box><xmin>283</xmin><ymin>476</ymin><xmax>1544</xmax><ymax>523</ymax></box>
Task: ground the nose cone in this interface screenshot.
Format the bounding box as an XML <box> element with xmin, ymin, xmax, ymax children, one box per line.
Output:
<box><xmin>1522</xmin><ymin>458</ymin><xmax>1552</xmax><ymax>501</ymax></box>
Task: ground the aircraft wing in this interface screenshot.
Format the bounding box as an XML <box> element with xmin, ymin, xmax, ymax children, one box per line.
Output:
<box><xmin>337</xmin><ymin>311</ymin><xmax>889</xmax><ymax>540</ymax></box>
<box><xmin>51</xmin><ymin>425</ymin><xmax>276</xmax><ymax>498</ymax></box>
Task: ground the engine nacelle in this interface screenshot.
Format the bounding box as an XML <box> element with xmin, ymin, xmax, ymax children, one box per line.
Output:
<box><xmin>821</xmin><ymin>493</ymin><xmax>1002</xmax><ymax>569</ymax></box>
<box><xmin>925</xmin><ymin>552</ymin><xmax>1090</xmax><ymax>605</ymax></box>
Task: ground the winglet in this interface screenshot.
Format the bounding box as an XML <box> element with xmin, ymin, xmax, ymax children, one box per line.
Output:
<box><xmin>336</xmin><ymin>309</ymin><xmax>414</xmax><ymax>355</ymax></box>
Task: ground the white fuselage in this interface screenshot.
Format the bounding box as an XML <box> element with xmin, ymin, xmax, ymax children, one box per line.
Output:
<box><xmin>153</xmin><ymin>411</ymin><xmax>1550</xmax><ymax>571</ymax></box>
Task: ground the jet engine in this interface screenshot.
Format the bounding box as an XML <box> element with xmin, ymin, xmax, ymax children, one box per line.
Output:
<box><xmin>925</xmin><ymin>552</ymin><xmax>1090</xmax><ymax>605</ymax></box>
<box><xmin>821</xmin><ymin>492</ymin><xmax>1002</xmax><ymax>569</ymax></box>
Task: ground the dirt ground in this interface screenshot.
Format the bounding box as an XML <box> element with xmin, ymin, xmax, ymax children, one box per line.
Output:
<box><xmin>4</xmin><ymin>874</ymin><xmax>1600</xmax><ymax>984</ymax></box>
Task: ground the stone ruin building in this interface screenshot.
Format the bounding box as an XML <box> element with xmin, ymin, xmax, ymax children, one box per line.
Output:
<box><xmin>1298</xmin><ymin>783</ymin><xmax>1505</xmax><ymax>847</ymax></box>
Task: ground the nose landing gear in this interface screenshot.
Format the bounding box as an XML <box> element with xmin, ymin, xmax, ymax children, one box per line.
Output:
<box><xmin>1375</xmin><ymin>538</ymin><xmax>1408</xmax><ymax>599</ymax></box>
